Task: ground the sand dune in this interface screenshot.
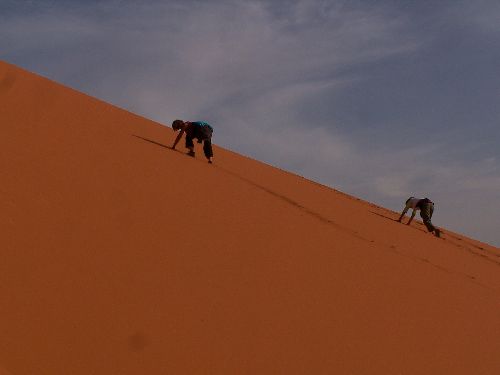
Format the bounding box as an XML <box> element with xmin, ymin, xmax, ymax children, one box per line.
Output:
<box><xmin>1</xmin><ymin>60</ymin><xmax>499</xmax><ymax>374</ymax></box>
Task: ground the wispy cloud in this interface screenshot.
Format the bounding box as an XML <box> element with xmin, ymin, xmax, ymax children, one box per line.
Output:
<box><xmin>448</xmin><ymin>0</ymin><xmax>500</xmax><ymax>34</ymax></box>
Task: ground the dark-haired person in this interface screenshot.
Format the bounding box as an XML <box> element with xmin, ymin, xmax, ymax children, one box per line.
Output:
<box><xmin>171</xmin><ymin>119</ymin><xmax>214</xmax><ymax>163</ymax></box>
<box><xmin>398</xmin><ymin>197</ymin><xmax>441</xmax><ymax>237</ymax></box>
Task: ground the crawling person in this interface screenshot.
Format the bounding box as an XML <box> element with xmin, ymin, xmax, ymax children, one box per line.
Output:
<box><xmin>398</xmin><ymin>197</ymin><xmax>441</xmax><ymax>237</ymax></box>
<box><xmin>171</xmin><ymin>119</ymin><xmax>214</xmax><ymax>163</ymax></box>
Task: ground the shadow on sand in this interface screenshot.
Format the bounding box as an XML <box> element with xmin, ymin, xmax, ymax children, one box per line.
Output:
<box><xmin>132</xmin><ymin>135</ymin><xmax>170</xmax><ymax>149</ymax></box>
<box><xmin>369</xmin><ymin>211</ymin><xmax>398</xmax><ymax>222</ymax></box>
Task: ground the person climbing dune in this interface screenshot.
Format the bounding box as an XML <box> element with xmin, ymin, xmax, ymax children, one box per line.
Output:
<box><xmin>398</xmin><ymin>197</ymin><xmax>441</xmax><ymax>237</ymax></box>
<box><xmin>171</xmin><ymin>119</ymin><xmax>214</xmax><ymax>163</ymax></box>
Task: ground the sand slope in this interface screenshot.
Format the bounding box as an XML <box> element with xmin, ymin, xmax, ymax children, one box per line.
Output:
<box><xmin>1</xmin><ymin>60</ymin><xmax>499</xmax><ymax>375</ymax></box>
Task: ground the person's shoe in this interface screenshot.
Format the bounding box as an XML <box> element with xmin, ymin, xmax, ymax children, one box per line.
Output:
<box><xmin>434</xmin><ymin>229</ymin><xmax>441</xmax><ymax>238</ymax></box>
<box><xmin>187</xmin><ymin>150</ymin><xmax>195</xmax><ymax>157</ymax></box>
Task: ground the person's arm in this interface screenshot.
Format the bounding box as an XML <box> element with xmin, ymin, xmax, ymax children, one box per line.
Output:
<box><xmin>172</xmin><ymin>129</ymin><xmax>185</xmax><ymax>149</ymax></box>
<box><xmin>407</xmin><ymin>209</ymin><xmax>417</xmax><ymax>225</ymax></box>
<box><xmin>398</xmin><ymin>206</ymin><xmax>409</xmax><ymax>222</ymax></box>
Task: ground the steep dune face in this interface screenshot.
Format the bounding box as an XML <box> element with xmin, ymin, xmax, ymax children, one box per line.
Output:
<box><xmin>1</xmin><ymin>60</ymin><xmax>499</xmax><ymax>375</ymax></box>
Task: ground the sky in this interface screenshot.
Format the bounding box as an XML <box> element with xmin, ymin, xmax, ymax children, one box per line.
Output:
<box><xmin>1</xmin><ymin>0</ymin><xmax>499</xmax><ymax>246</ymax></box>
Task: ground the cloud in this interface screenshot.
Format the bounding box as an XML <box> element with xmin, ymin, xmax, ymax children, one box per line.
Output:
<box><xmin>448</xmin><ymin>0</ymin><xmax>500</xmax><ymax>34</ymax></box>
<box><xmin>1</xmin><ymin>1</ymin><xmax>419</xmax><ymax>110</ymax></box>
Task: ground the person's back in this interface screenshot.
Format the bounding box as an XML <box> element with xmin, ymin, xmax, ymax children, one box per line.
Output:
<box><xmin>189</xmin><ymin>121</ymin><xmax>213</xmax><ymax>144</ymax></box>
<box><xmin>405</xmin><ymin>197</ymin><xmax>422</xmax><ymax>211</ymax></box>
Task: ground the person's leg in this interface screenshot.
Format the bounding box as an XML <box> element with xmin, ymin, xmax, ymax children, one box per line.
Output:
<box><xmin>203</xmin><ymin>139</ymin><xmax>213</xmax><ymax>161</ymax></box>
<box><xmin>408</xmin><ymin>209</ymin><xmax>417</xmax><ymax>225</ymax></box>
<box><xmin>428</xmin><ymin>203</ymin><xmax>441</xmax><ymax>236</ymax></box>
<box><xmin>420</xmin><ymin>203</ymin><xmax>436</xmax><ymax>232</ymax></box>
<box><xmin>201</xmin><ymin>125</ymin><xmax>213</xmax><ymax>162</ymax></box>
<box><xmin>185</xmin><ymin>135</ymin><xmax>195</xmax><ymax>156</ymax></box>
<box><xmin>398</xmin><ymin>207</ymin><xmax>408</xmax><ymax>222</ymax></box>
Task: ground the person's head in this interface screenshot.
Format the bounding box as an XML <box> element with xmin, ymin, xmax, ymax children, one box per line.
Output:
<box><xmin>172</xmin><ymin>119</ymin><xmax>185</xmax><ymax>131</ymax></box>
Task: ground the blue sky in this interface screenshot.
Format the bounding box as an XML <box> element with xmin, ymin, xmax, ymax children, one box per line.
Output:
<box><xmin>1</xmin><ymin>0</ymin><xmax>499</xmax><ymax>246</ymax></box>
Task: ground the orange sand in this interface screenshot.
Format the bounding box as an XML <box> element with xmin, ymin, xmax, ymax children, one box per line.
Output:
<box><xmin>1</xmin><ymin>60</ymin><xmax>499</xmax><ymax>374</ymax></box>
